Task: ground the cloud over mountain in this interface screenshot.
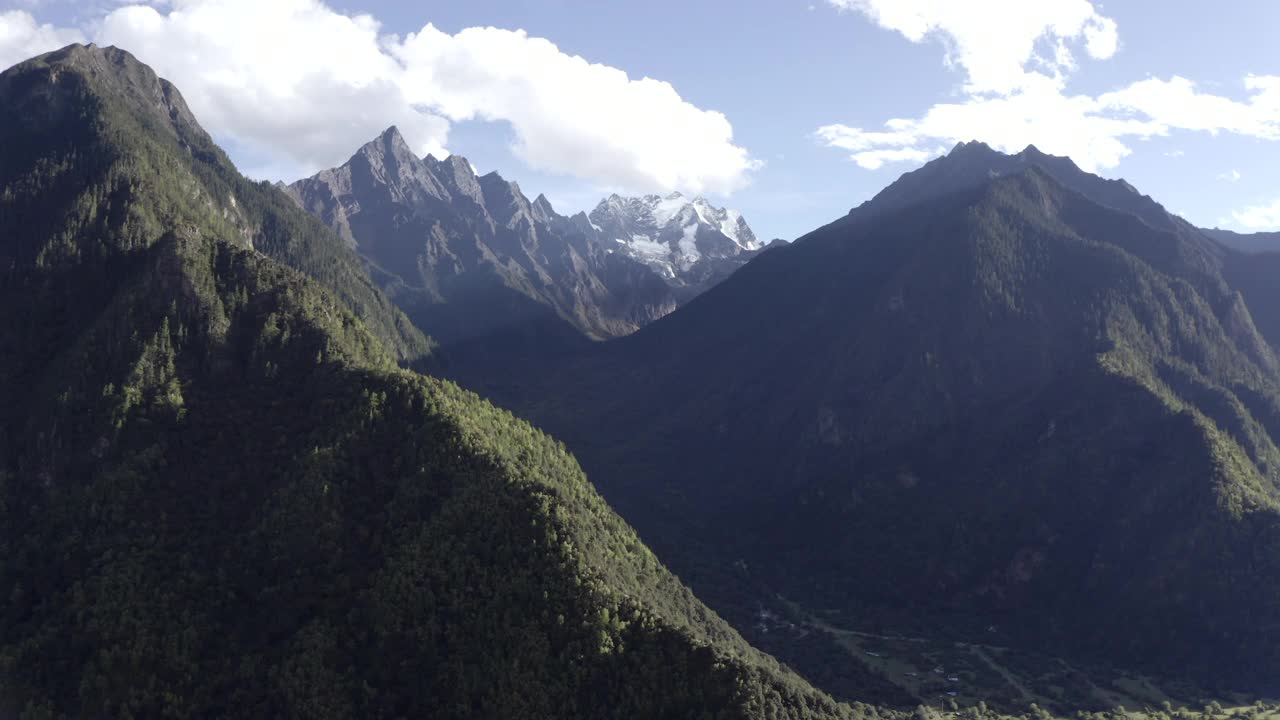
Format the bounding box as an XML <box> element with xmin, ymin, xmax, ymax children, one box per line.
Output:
<box><xmin>0</xmin><ymin>10</ymin><xmax>84</xmax><ymax>71</ymax></box>
<box><xmin>0</xmin><ymin>1</ymin><xmax>757</xmax><ymax>194</ymax></box>
<box><xmin>819</xmin><ymin>0</ymin><xmax>1280</xmax><ymax>173</ymax></box>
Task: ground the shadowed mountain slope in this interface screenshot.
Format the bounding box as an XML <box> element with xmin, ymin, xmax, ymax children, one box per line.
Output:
<box><xmin>472</xmin><ymin>145</ymin><xmax>1280</xmax><ymax>691</ymax></box>
<box><xmin>0</xmin><ymin>44</ymin><xmax>865</xmax><ymax>720</ymax></box>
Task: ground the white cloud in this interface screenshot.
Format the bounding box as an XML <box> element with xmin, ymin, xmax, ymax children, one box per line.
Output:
<box><xmin>817</xmin><ymin>74</ymin><xmax>1157</xmax><ymax>172</ymax></box>
<box><xmin>838</xmin><ymin>145</ymin><xmax>935</xmax><ymax>170</ymax></box>
<box><xmin>825</xmin><ymin>0</ymin><xmax>1117</xmax><ymax>94</ymax></box>
<box><xmin>1218</xmin><ymin>169</ymin><xmax>1242</xmax><ymax>182</ymax></box>
<box><xmin>818</xmin><ymin>1</ymin><xmax>1280</xmax><ymax>173</ymax></box>
<box><xmin>4</xmin><ymin>0</ymin><xmax>756</xmax><ymax>194</ymax></box>
<box><xmin>97</xmin><ymin>1</ymin><xmax>451</xmax><ymax>176</ymax></box>
<box><xmin>1099</xmin><ymin>75</ymin><xmax>1280</xmax><ymax>140</ymax></box>
<box><xmin>392</xmin><ymin>25</ymin><xmax>759</xmax><ymax>194</ymax></box>
<box><xmin>0</xmin><ymin>10</ymin><xmax>85</xmax><ymax>71</ymax></box>
<box><xmin>1232</xmin><ymin>199</ymin><xmax>1280</xmax><ymax>230</ymax></box>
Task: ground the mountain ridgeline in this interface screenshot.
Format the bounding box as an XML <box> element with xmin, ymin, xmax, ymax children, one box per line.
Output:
<box><xmin>588</xmin><ymin>191</ymin><xmax>771</xmax><ymax>301</ymax></box>
<box><xmin>0</xmin><ymin>43</ymin><xmax>430</xmax><ymax>366</ymax></box>
<box><xmin>1202</xmin><ymin>227</ymin><xmax>1280</xmax><ymax>254</ymax></box>
<box><xmin>286</xmin><ymin>128</ymin><xmax>679</xmax><ymax>349</ymax></box>
<box><xmin>286</xmin><ymin>131</ymin><xmax>767</xmax><ymax>366</ymax></box>
<box><xmin>472</xmin><ymin>142</ymin><xmax>1280</xmax><ymax>691</ymax></box>
<box><xmin>0</xmin><ymin>44</ymin><xmax>865</xmax><ymax>719</ymax></box>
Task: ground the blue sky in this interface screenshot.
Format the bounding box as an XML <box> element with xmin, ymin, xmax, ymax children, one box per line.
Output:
<box><xmin>2</xmin><ymin>0</ymin><xmax>1278</xmax><ymax>240</ymax></box>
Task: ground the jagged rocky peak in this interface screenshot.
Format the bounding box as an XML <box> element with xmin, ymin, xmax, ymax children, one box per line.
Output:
<box><xmin>587</xmin><ymin>190</ymin><xmax>762</xmax><ymax>286</ymax></box>
<box><xmin>368</xmin><ymin>124</ymin><xmax>408</xmax><ymax>148</ymax></box>
<box><xmin>347</xmin><ymin>125</ymin><xmax>425</xmax><ymax>184</ymax></box>
<box><xmin>288</xmin><ymin>126</ymin><xmax>679</xmax><ymax>341</ymax></box>
<box><xmin>590</xmin><ymin>191</ymin><xmax>759</xmax><ymax>248</ymax></box>
<box><xmin>478</xmin><ymin>171</ymin><xmax>536</xmax><ymax>227</ymax></box>
<box><xmin>531</xmin><ymin>193</ymin><xmax>559</xmax><ymax>225</ymax></box>
<box><xmin>362</xmin><ymin>125</ymin><xmax>416</xmax><ymax>160</ymax></box>
<box><xmin>422</xmin><ymin>152</ymin><xmax>483</xmax><ymax>205</ymax></box>
<box><xmin>440</xmin><ymin>153</ymin><xmax>477</xmax><ymax>177</ymax></box>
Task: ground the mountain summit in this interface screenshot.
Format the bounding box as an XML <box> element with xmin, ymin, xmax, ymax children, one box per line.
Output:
<box><xmin>287</xmin><ymin>127</ymin><xmax>677</xmax><ymax>346</ymax></box>
<box><xmin>840</xmin><ymin>141</ymin><xmax>1177</xmax><ymax>234</ymax></box>
<box><xmin>589</xmin><ymin>192</ymin><xmax>765</xmax><ymax>297</ymax></box>
<box><xmin>0</xmin><ymin>43</ymin><xmax>430</xmax><ymax>363</ymax></box>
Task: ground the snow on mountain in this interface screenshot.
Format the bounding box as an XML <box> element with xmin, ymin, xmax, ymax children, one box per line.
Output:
<box><xmin>589</xmin><ymin>192</ymin><xmax>762</xmax><ymax>285</ymax></box>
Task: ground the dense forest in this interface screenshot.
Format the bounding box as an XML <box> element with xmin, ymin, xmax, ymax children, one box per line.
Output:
<box><xmin>455</xmin><ymin>151</ymin><xmax>1280</xmax><ymax>692</ymax></box>
<box><xmin>7</xmin><ymin>41</ymin><xmax>1280</xmax><ymax>720</ymax></box>
<box><xmin>0</xmin><ymin>44</ymin><xmax>862</xmax><ymax>719</ymax></box>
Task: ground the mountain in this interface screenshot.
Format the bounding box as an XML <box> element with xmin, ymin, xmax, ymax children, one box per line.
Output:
<box><xmin>1202</xmin><ymin>227</ymin><xmax>1280</xmax><ymax>254</ymax></box>
<box><xmin>0</xmin><ymin>44</ymin><xmax>430</xmax><ymax>367</ymax></box>
<box><xmin>286</xmin><ymin>129</ymin><xmax>677</xmax><ymax>348</ymax></box>
<box><xmin>466</xmin><ymin>141</ymin><xmax>1280</xmax><ymax>692</ymax></box>
<box><xmin>0</xmin><ymin>44</ymin><xmax>867</xmax><ymax>719</ymax></box>
<box><xmin>841</xmin><ymin>141</ymin><xmax>1182</xmax><ymax>233</ymax></box>
<box><xmin>590</xmin><ymin>192</ymin><xmax>768</xmax><ymax>299</ymax></box>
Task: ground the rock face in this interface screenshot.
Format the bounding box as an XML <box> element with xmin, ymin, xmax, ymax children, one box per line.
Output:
<box><xmin>287</xmin><ymin>128</ymin><xmax>677</xmax><ymax>345</ymax></box>
<box><xmin>589</xmin><ymin>192</ymin><xmax>767</xmax><ymax>300</ymax></box>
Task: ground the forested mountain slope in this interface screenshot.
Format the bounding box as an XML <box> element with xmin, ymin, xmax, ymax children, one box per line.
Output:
<box><xmin>0</xmin><ymin>44</ymin><xmax>861</xmax><ymax>720</ymax></box>
<box><xmin>474</xmin><ymin>147</ymin><xmax>1280</xmax><ymax>690</ymax></box>
<box><xmin>0</xmin><ymin>43</ymin><xmax>430</xmax><ymax>365</ymax></box>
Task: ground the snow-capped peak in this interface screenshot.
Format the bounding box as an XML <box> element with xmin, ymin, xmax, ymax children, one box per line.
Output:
<box><xmin>587</xmin><ymin>192</ymin><xmax>762</xmax><ymax>286</ymax></box>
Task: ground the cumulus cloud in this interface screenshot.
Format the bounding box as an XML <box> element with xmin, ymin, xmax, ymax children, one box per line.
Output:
<box><xmin>1232</xmin><ymin>199</ymin><xmax>1280</xmax><ymax>230</ymax></box>
<box><xmin>0</xmin><ymin>10</ymin><xmax>85</xmax><ymax>71</ymax></box>
<box><xmin>1099</xmin><ymin>75</ymin><xmax>1280</xmax><ymax>140</ymax></box>
<box><xmin>3</xmin><ymin>0</ymin><xmax>756</xmax><ymax>193</ymax></box>
<box><xmin>817</xmin><ymin>73</ymin><xmax>1154</xmax><ymax>171</ymax></box>
<box><xmin>840</xmin><ymin>146</ymin><xmax>936</xmax><ymax>170</ymax></box>
<box><xmin>392</xmin><ymin>25</ymin><xmax>759</xmax><ymax>194</ymax></box>
<box><xmin>818</xmin><ymin>73</ymin><xmax>1280</xmax><ymax>172</ymax></box>
<box><xmin>818</xmin><ymin>1</ymin><xmax>1280</xmax><ymax>173</ymax></box>
<box><xmin>825</xmin><ymin>0</ymin><xmax>1117</xmax><ymax>94</ymax></box>
<box><xmin>97</xmin><ymin>1</ymin><xmax>452</xmax><ymax>175</ymax></box>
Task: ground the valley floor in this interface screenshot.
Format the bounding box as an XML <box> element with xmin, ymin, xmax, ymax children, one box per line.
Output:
<box><xmin>770</xmin><ymin>597</ymin><xmax>1277</xmax><ymax>718</ymax></box>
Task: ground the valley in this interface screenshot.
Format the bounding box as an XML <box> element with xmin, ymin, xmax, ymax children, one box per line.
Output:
<box><xmin>777</xmin><ymin>600</ymin><xmax>1271</xmax><ymax>716</ymax></box>
<box><xmin>429</xmin><ymin>145</ymin><xmax>1280</xmax><ymax>704</ymax></box>
<box><xmin>1</xmin><ymin>6</ymin><xmax>1278</xmax><ymax>715</ymax></box>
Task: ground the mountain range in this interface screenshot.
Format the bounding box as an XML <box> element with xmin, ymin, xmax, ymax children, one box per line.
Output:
<box><xmin>286</xmin><ymin>127</ymin><xmax>676</xmax><ymax>348</ymax></box>
<box><xmin>286</xmin><ymin>129</ymin><xmax>765</xmax><ymax>360</ymax></box>
<box><xmin>7</xmin><ymin>40</ymin><xmax>1280</xmax><ymax>720</ymax></box>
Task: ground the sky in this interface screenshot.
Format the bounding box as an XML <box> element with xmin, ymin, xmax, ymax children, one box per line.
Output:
<box><xmin>1</xmin><ymin>0</ymin><xmax>1277</xmax><ymax>241</ymax></box>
